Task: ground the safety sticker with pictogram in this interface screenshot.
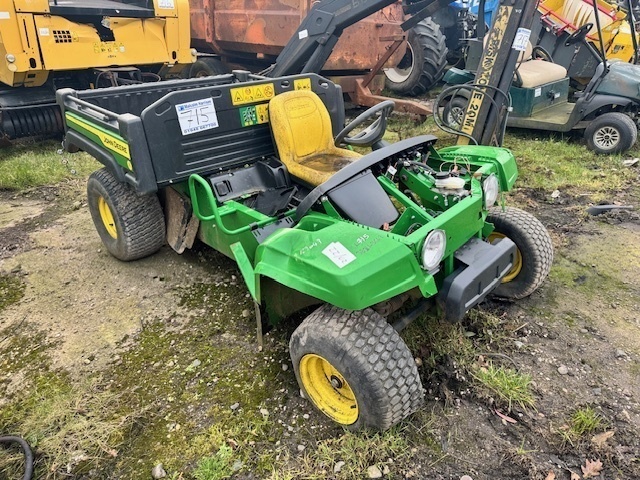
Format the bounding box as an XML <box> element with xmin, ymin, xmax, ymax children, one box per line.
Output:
<box><xmin>239</xmin><ymin>104</ymin><xmax>270</xmax><ymax>127</ymax></box>
<box><xmin>231</xmin><ymin>83</ymin><xmax>275</xmax><ymax>106</ymax></box>
<box><xmin>294</xmin><ymin>78</ymin><xmax>312</xmax><ymax>90</ymax></box>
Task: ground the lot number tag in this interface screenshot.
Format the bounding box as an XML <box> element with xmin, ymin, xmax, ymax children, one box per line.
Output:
<box><xmin>176</xmin><ymin>98</ymin><xmax>219</xmax><ymax>136</ymax></box>
<box><xmin>322</xmin><ymin>242</ymin><xmax>356</xmax><ymax>268</ymax></box>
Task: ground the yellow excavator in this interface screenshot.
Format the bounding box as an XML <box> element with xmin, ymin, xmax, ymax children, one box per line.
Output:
<box><xmin>0</xmin><ymin>0</ymin><xmax>195</xmax><ymax>140</ymax></box>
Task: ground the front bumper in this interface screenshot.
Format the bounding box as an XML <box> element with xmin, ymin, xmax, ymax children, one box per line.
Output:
<box><xmin>438</xmin><ymin>237</ymin><xmax>517</xmax><ymax>322</ymax></box>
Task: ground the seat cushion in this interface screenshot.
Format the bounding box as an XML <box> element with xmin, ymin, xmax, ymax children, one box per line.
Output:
<box><xmin>270</xmin><ymin>90</ymin><xmax>361</xmax><ymax>186</ymax></box>
<box><xmin>516</xmin><ymin>60</ymin><xmax>568</xmax><ymax>88</ymax></box>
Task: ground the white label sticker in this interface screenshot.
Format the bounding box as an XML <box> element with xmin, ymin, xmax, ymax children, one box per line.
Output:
<box><xmin>534</xmin><ymin>87</ymin><xmax>541</xmax><ymax>98</ymax></box>
<box><xmin>322</xmin><ymin>242</ymin><xmax>356</xmax><ymax>269</ymax></box>
<box><xmin>176</xmin><ymin>98</ymin><xmax>219</xmax><ymax>136</ymax></box>
<box><xmin>298</xmin><ymin>29</ymin><xmax>309</xmax><ymax>39</ymax></box>
<box><xmin>158</xmin><ymin>0</ymin><xmax>175</xmax><ymax>8</ymax></box>
<box><xmin>39</xmin><ymin>27</ymin><xmax>50</xmax><ymax>36</ymax></box>
<box><xmin>0</xmin><ymin>12</ymin><xmax>10</xmax><ymax>20</ymax></box>
<box><xmin>512</xmin><ymin>27</ymin><xmax>531</xmax><ymax>52</ymax></box>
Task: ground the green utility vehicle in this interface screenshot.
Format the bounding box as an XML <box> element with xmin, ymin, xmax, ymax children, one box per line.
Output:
<box><xmin>57</xmin><ymin>71</ymin><xmax>552</xmax><ymax>431</ymax></box>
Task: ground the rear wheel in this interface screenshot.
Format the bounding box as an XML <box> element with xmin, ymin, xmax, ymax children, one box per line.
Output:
<box><xmin>290</xmin><ymin>305</ymin><xmax>424</xmax><ymax>431</ymax></box>
<box><xmin>584</xmin><ymin>112</ymin><xmax>637</xmax><ymax>155</ymax></box>
<box><xmin>185</xmin><ymin>57</ymin><xmax>228</xmax><ymax>78</ymax></box>
<box><xmin>87</xmin><ymin>168</ymin><xmax>165</xmax><ymax>261</ymax></box>
<box><xmin>486</xmin><ymin>207</ymin><xmax>553</xmax><ymax>299</ymax></box>
<box><xmin>384</xmin><ymin>18</ymin><xmax>447</xmax><ymax>96</ymax></box>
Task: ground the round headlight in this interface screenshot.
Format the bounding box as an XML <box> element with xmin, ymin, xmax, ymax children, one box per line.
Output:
<box><xmin>6</xmin><ymin>54</ymin><xmax>15</xmax><ymax>63</ymax></box>
<box><xmin>483</xmin><ymin>174</ymin><xmax>499</xmax><ymax>207</ymax></box>
<box><xmin>422</xmin><ymin>229</ymin><xmax>446</xmax><ymax>271</ymax></box>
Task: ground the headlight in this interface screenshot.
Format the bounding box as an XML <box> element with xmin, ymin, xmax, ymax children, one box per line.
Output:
<box><xmin>422</xmin><ymin>229</ymin><xmax>446</xmax><ymax>271</ymax></box>
<box><xmin>483</xmin><ymin>174</ymin><xmax>499</xmax><ymax>207</ymax></box>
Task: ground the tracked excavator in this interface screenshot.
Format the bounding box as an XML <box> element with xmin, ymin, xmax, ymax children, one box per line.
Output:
<box><xmin>0</xmin><ymin>0</ymin><xmax>195</xmax><ymax>140</ymax></box>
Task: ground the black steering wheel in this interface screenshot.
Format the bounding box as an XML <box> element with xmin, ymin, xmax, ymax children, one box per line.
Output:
<box><xmin>334</xmin><ymin>100</ymin><xmax>395</xmax><ymax>147</ymax></box>
<box><xmin>565</xmin><ymin>23</ymin><xmax>593</xmax><ymax>46</ymax></box>
<box><xmin>532</xmin><ymin>45</ymin><xmax>554</xmax><ymax>62</ymax></box>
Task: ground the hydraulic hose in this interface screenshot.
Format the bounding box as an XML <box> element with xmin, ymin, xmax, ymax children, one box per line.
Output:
<box><xmin>0</xmin><ymin>435</ymin><xmax>34</xmax><ymax>480</ymax></box>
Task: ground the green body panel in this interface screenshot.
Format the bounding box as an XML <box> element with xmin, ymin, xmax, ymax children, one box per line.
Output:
<box><xmin>64</xmin><ymin>112</ymin><xmax>132</xmax><ymax>171</ymax></box>
<box><xmin>596</xmin><ymin>62</ymin><xmax>640</xmax><ymax>99</ymax></box>
<box><xmin>509</xmin><ymin>79</ymin><xmax>570</xmax><ymax>117</ymax></box>
<box><xmin>254</xmin><ymin>214</ymin><xmax>437</xmax><ymax>311</ymax></box>
<box><xmin>443</xmin><ymin>67</ymin><xmax>474</xmax><ymax>85</ymax></box>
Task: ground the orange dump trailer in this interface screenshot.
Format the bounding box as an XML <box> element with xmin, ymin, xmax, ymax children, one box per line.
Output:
<box><xmin>187</xmin><ymin>0</ymin><xmax>430</xmax><ymax>115</ymax></box>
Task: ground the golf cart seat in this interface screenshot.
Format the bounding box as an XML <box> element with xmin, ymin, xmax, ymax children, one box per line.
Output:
<box><xmin>514</xmin><ymin>42</ymin><xmax>568</xmax><ymax>88</ymax></box>
<box><xmin>269</xmin><ymin>90</ymin><xmax>362</xmax><ymax>186</ymax></box>
<box><xmin>269</xmin><ymin>90</ymin><xmax>399</xmax><ymax>228</ymax></box>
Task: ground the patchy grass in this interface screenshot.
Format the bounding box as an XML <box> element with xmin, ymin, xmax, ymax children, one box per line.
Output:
<box><xmin>556</xmin><ymin>406</ymin><xmax>604</xmax><ymax>446</ymax></box>
<box><xmin>0</xmin><ymin>273</ymin><xmax>25</xmax><ymax>311</ymax></box>
<box><xmin>262</xmin><ymin>429</ymin><xmax>413</xmax><ymax>480</ymax></box>
<box><xmin>472</xmin><ymin>362</ymin><xmax>535</xmax><ymax>412</ymax></box>
<box><xmin>193</xmin><ymin>444</ymin><xmax>235</xmax><ymax>480</ymax></box>
<box><xmin>0</xmin><ymin>140</ymin><xmax>98</xmax><ymax>190</ymax></box>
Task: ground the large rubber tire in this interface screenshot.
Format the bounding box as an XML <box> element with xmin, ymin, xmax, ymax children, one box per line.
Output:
<box><xmin>384</xmin><ymin>18</ymin><xmax>447</xmax><ymax>96</ymax></box>
<box><xmin>584</xmin><ymin>112</ymin><xmax>637</xmax><ymax>155</ymax></box>
<box><xmin>185</xmin><ymin>57</ymin><xmax>228</xmax><ymax>78</ymax></box>
<box><xmin>486</xmin><ymin>207</ymin><xmax>553</xmax><ymax>299</ymax></box>
<box><xmin>290</xmin><ymin>305</ymin><xmax>424</xmax><ymax>431</ymax></box>
<box><xmin>87</xmin><ymin>168</ymin><xmax>165</xmax><ymax>261</ymax></box>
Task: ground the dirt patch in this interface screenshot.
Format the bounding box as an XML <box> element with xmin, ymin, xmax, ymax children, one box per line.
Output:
<box><xmin>1</xmin><ymin>179</ymin><xmax>639</xmax><ymax>479</ymax></box>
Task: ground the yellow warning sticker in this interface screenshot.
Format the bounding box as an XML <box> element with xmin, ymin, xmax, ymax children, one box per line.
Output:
<box><xmin>294</xmin><ymin>78</ymin><xmax>312</xmax><ymax>90</ymax></box>
<box><xmin>230</xmin><ymin>83</ymin><xmax>275</xmax><ymax>106</ymax></box>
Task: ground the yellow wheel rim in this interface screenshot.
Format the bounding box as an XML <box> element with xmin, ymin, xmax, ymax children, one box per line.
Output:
<box><xmin>488</xmin><ymin>232</ymin><xmax>522</xmax><ymax>283</ymax></box>
<box><xmin>98</xmin><ymin>196</ymin><xmax>117</xmax><ymax>239</ymax></box>
<box><xmin>299</xmin><ymin>354</ymin><xmax>359</xmax><ymax>425</ymax></box>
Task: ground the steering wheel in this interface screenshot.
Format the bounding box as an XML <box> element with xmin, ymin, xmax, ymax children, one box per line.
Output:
<box><xmin>532</xmin><ymin>45</ymin><xmax>554</xmax><ymax>62</ymax></box>
<box><xmin>565</xmin><ymin>23</ymin><xmax>593</xmax><ymax>46</ymax></box>
<box><xmin>334</xmin><ymin>100</ymin><xmax>395</xmax><ymax>147</ymax></box>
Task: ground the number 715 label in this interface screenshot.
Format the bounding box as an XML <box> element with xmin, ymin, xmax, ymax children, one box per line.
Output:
<box><xmin>176</xmin><ymin>97</ymin><xmax>219</xmax><ymax>136</ymax></box>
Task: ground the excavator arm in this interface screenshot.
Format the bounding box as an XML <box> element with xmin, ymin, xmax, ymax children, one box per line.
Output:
<box><xmin>268</xmin><ymin>0</ymin><xmax>537</xmax><ymax>149</ymax></box>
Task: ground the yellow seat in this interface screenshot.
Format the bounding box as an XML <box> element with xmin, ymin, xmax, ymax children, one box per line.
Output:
<box><xmin>269</xmin><ymin>90</ymin><xmax>362</xmax><ymax>186</ymax></box>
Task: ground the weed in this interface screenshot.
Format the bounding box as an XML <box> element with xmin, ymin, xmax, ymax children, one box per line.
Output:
<box><xmin>193</xmin><ymin>444</ymin><xmax>235</xmax><ymax>480</ymax></box>
<box><xmin>0</xmin><ymin>140</ymin><xmax>98</xmax><ymax>190</ymax></box>
<box><xmin>570</xmin><ymin>406</ymin><xmax>602</xmax><ymax>436</ymax></box>
<box><xmin>472</xmin><ymin>362</ymin><xmax>535</xmax><ymax>411</ymax></box>
<box><xmin>554</xmin><ymin>406</ymin><xmax>604</xmax><ymax>447</ymax></box>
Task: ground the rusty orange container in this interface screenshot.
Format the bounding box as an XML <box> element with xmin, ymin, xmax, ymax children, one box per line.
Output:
<box><xmin>189</xmin><ymin>0</ymin><xmax>406</xmax><ymax>71</ymax></box>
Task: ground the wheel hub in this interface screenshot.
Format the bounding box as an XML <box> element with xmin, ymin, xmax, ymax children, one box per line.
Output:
<box><xmin>299</xmin><ymin>354</ymin><xmax>358</xmax><ymax>425</ymax></box>
<box><xmin>98</xmin><ymin>196</ymin><xmax>117</xmax><ymax>239</ymax></box>
<box><xmin>594</xmin><ymin>126</ymin><xmax>620</xmax><ymax>149</ymax></box>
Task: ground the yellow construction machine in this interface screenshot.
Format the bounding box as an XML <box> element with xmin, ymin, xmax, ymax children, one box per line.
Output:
<box><xmin>0</xmin><ymin>0</ymin><xmax>195</xmax><ymax>140</ymax></box>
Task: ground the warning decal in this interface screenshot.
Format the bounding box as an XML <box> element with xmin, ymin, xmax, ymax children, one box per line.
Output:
<box><xmin>294</xmin><ymin>78</ymin><xmax>311</xmax><ymax>90</ymax></box>
<box><xmin>230</xmin><ymin>83</ymin><xmax>275</xmax><ymax>106</ymax></box>
<box><xmin>240</xmin><ymin>104</ymin><xmax>270</xmax><ymax>127</ymax></box>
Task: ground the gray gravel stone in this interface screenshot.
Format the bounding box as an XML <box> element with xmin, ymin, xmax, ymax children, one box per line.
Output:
<box><xmin>334</xmin><ymin>461</ymin><xmax>345</xmax><ymax>473</ymax></box>
<box><xmin>557</xmin><ymin>365</ymin><xmax>569</xmax><ymax>375</ymax></box>
<box><xmin>230</xmin><ymin>402</ymin><xmax>240</xmax><ymax>411</ymax></box>
<box><xmin>367</xmin><ymin>465</ymin><xmax>383</xmax><ymax>478</ymax></box>
<box><xmin>151</xmin><ymin>464</ymin><xmax>166</xmax><ymax>479</ymax></box>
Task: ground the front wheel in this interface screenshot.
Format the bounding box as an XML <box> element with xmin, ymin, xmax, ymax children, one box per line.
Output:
<box><xmin>486</xmin><ymin>207</ymin><xmax>553</xmax><ymax>299</ymax></box>
<box><xmin>87</xmin><ymin>168</ymin><xmax>165</xmax><ymax>261</ymax></box>
<box><xmin>290</xmin><ymin>305</ymin><xmax>424</xmax><ymax>431</ymax></box>
<box><xmin>584</xmin><ymin>112</ymin><xmax>637</xmax><ymax>155</ymax></box>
